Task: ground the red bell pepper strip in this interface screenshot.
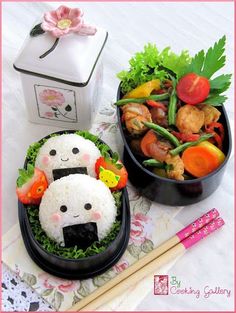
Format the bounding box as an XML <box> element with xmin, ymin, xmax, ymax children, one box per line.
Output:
<box><xmin>205</xmin><ymin>122</ymin><xmax>225</xmax><ymax>140</ymax></box>
<box><xmin>172</xmin><ymin>131</ymin><xmax>200</xmax><ymax>142</ymax></box>
<box><xmin>154</xmin><ymin>89</ymin><xmax>166</xmax><ymax>95</ymax></box>
<box><xmin>205</xmin><ymin>122</ymin><xmax>224</xmax><ymax>150</ymax></box>
<box><xmin>146</xmin><ymin>100</ymin><xmax>167</xmax><ymax>111</ymax></box>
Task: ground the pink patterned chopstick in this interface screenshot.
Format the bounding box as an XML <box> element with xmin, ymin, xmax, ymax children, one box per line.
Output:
<box><xmin>155</xmin><ymin>209</ymin><xmax>221</xmax><ymax>253</ymax></box>
<box><xmin>176</xmin><ymin>208</ymin><xmax>219</xmax><ymax>241</ymax></box>
<box><xmin>180</xmin><ymin>217</ymin><xmax>225</xmax><ymax>249</ymax></box>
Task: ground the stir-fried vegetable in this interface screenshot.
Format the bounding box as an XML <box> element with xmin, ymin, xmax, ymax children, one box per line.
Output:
<box><xmin>146</xmin><ymin>100</ymin><xmax>167</xmax><ymax>111</ymax></box>
<box><xmin>197</xmin><ymin>141</ymin><xmax>225</xmax><ymax>163</ymax></box>
<box><xmin>168</xmin><ymin>89</ymin><xmax>177</xmax><ymax>125</ymax></box>
<box><xmin>123</xmin><ymin>79</ymin><xmax>160</xmax><ymax>98</ymax></box>
<box><xmin>170</xmin><ymin>134</ymin><xmax>213</xmax><ymax>156</ymax></box>
<box><xmin>115</xmin><ymin>93</ymin><xmax>169</xmax><ymax>106</ymax></box>
<box><xmin>205</xmin><ymin>122</ymin><xmax>225</xmax><ymax>150</ymax></box>
<box><xmin>143</xmin><ymin>121</ymin><xmax>180</xmax><ymax>147</ymax></box>
<box><xmin>143</xmin><ymin>159</ymin><xmax>172</xmax><ymax>170</ymax></box>
<box><xmin>140</xmin><ymin>130</ymin><xmax>158</xmax><ymax>157</ymax></box>
<box><xmin>182</xmin><ymin>141</ymin><xmax>225</xmax><ymax>178</ymax></box>
<box><xmin>171</xmin><ymin>131</ymin><xmax>200</xmax><ymax>142</ymax></box>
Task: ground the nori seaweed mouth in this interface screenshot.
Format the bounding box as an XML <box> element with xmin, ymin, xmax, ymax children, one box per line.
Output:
<box><xmin>23</xmin><ymin>130</ymin><xmax>123</xmax><ymax>259</ymax></box>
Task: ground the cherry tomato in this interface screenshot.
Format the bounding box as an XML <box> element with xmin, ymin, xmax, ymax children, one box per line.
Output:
<box><xmin>176</xmin><ymin>73</ymin><xmax>210</xmax><ymax>105</ymax></box>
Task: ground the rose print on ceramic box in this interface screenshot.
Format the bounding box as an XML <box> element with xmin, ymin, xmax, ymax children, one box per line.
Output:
<box><xmin>34</xmin><ymin>85</ymin><xmax>77</xmax><ymax>123</ymax></box>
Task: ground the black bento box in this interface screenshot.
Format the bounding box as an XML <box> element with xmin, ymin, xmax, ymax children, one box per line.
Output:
<box><xmin>18</xmin><ymin>130</ymin><xmax>130</xmax><ymax>280</ymax></box>
<box><xmin>116</xmin><ymin>86</ymin><xmax>232</xmax><ymax>206</ymax></box>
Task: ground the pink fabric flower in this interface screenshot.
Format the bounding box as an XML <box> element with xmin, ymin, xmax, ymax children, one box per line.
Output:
<box><xmin>129</xmin><ymin>213</ymin><xmax>152</xmax><ymax>245</ymax></box>
<box><xmin>41</xmin><ymin>5</ymin><xmax>97</xmax><ymax>37</ymax></box>
<box><xmin>39</xmin><ymin>89</ymin><xmax>65</xmax><ymax>106</ymax></box>
<box><xmin>38</xmin><ymin>273</ymin><xmax>77</xmax><ymax>293</ymax></box>
<box><xmin>114</xmin><ymin>260</ymin><xmax>129</xmax><ymax>273</ymax></box>
<box><xmin>45</xmin><ymin>112</ymin><xmax>54</xmax><ymax>118</ymax></box>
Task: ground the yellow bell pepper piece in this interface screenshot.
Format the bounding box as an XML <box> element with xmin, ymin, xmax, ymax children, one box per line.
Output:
<box><xmin>124</xmin><ymin>79</ymin><xmax>161</xmax><ymax>99</ymax></box>
<box><xmin>197</xmin><ymin>141</ymin><xmax>225</xmax><ymax>164</ymax></box>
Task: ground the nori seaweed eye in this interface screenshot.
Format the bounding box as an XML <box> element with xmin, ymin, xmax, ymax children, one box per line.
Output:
<box><xmin>84</xmin><ymin>203</ymin><xmax>92</xmax><ymax>210</ymax></box>
<box><xmin>60</xmin><ymin>205</ymin><xmax>67</xmax><ymax>213</ymax></box>
<box><xmin>72</xmin><ymin>147</ymin><xmax>79</xmax><ymax>154</ymax></box>
<box><xmin>49</xmin><ymin>149</ymin><xmax>56</xmax><ymax>156</ymax></box>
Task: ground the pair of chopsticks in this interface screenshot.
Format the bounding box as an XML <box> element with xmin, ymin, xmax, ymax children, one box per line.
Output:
<box><xmin>69</xmin><ymin>208</ymin><xmax>224</xmax><ymax>311</ymax></box>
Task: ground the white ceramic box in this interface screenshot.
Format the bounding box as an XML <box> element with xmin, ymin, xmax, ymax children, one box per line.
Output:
<box><xmin>14</xmin><ymin>22</ymin><xmax>108</xmax><ymax>130</ymax></box>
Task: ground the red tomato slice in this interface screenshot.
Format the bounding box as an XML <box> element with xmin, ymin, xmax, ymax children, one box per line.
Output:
<box><xmin>176</xmin><ymin>73</ymin><xmax>210</xmax><ymax>105</ymax></box>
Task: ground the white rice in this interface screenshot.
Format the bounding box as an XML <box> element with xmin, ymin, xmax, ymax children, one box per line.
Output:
<box><xmin>35</xmin><ymin>134</ymin><xmax>101</xmax><ymax>184</ymax></box>
<box><xmin>39</xmin><ymin>174</ymin><xmax>117</xmax><ymax>246</ymax></box>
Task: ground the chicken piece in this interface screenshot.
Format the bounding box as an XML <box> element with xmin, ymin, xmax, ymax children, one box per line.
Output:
<box><xmin>148</xmin><ymin>140</ymin><xmax>172</xmax><ymax>162</ymax></box>
<box><xmin>165</xmin><ymin>154</ymin><xmax>185</xmax><ymax>181</ymax></box>
<box><xmin>150</xmin><ymin>107</ymin><xmax>168</xmax><ymax>127</ymax></box>
<box><xmin>176</xmin><ymin>105</ymin><xmax>205</xmax><ymax>134</ymax></box>
<box><xmin>122</xmin><ymin>103</ymin><xmax>152</xmax><ymax>135</ymax></box>
<box><xmin>197</xmin><ymin>104</ymin><xmax>221</xmax><ymax>126</ymax></box>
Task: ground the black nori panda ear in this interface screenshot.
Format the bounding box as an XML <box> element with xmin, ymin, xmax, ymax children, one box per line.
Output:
<box><xmin>63</xmin><ymin>222</ymin><xmax>98</xmax><ymax>249</ymax></box>
<box><xmin>53</xmin><ymin>167</ymin><xmax>88</xmax><ymax>181</ymax></box>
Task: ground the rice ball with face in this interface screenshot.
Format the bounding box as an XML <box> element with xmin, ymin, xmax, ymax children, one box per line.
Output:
<box><xmin>39</xmin><ymin>174</ymin><xmax>117</xmax><ymax>248</ymax></box>
<box><xmin>35</xmin><ymin>134</ymin><xmax>101</xmax><ymax>184</ymax></box>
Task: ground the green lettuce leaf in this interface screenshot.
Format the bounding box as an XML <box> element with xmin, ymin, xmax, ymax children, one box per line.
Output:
<box><xmin>117</xmin><ymin>43</ymin><xmax>191</xmax><ymax>94</ymax></box>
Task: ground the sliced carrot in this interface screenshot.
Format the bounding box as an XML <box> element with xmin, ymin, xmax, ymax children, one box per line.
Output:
<box><xmin>182</xmin><ymin>146</ymin><xmax>220</xmax><ymax>178</ymax></box>
<box><xmin>197</xmin><ymin>141</ymin><xmax>225</xmax><ymax>164</ymax></box>
<box><xmin>140</xmin><ymin>130</ymin><xmax>158</xmax><ymax>157</ymax></box>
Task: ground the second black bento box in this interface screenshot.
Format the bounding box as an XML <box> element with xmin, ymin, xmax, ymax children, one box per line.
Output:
<box><xmin>116</xmin><ymin>87</ymin><xmax>232</xmax><ymax>206</ymax></box>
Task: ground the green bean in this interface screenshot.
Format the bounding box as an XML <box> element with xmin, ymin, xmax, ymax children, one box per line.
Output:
<box><xmin>143</xmin><ymin>159</ymin><xmax>172</xmax><ymax>171</ymax></box>
<box><xmin>114</xmin><ymin>93</ymin><xmax>169</xmax><ymax>106</ymax></box>
<box><xmin>170</xmin><ymin>134</ymin><xmax>213</xmax><ymax>156</ymax></box>
<box><xmin>143</xmin><ymin>121</ymin><xmax>180</xmax><ymax>147</ymax></box>
<box><xmin>168</xmin><ymin>89</ymin><xmax>177</xmax><ymax>126</ymax></box>
<box><xmin>143</xmin><ymin>159</ymin><xmax>166</xmax><ymax>168</ymax></box>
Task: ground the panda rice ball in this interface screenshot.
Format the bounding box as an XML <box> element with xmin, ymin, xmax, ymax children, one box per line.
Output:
<box><xmin>35</xmin><ymin>134</ymin><xmax>101</xmax><ymax>184</ymax></box>
<box><xmin>39</xmin><ymin>174</ymin><xmax>117</xmax><ymax>248</ymax></box>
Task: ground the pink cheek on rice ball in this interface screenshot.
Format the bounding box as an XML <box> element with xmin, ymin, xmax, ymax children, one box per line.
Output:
<box><xmin>91</xmin><ymin>211</ymin><xmax>102</xmax><ymax>221</ymax></box>
<box><xmin>82</xmin><ymin>154</ymin><xmax>90</xmax><ymax>162</ymax></box>
<box><xmin>51</xmin><ymin>213</ymin><xmax>62</xmax><ymax>223</ymax></box>
<box><xmin>42</xmin><ymin>155</ymin><xmax>50</xmax><ymax>165</ymax></box>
